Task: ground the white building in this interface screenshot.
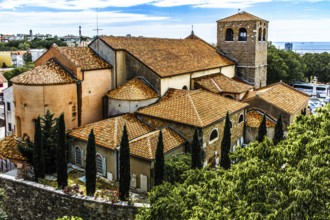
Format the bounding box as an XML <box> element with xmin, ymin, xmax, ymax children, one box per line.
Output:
<box><xmin>30</xmin><ymin>49</ymin><xmax>47</xmax><ymax>62</ymax></box>
<box><xmin>3</xmin><ymin>86</ymin><xmax>14</xmax><ymax>136</ymax></box>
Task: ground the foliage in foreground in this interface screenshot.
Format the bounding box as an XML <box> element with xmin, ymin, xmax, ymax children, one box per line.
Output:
<box><xmin>164</xmin><ymin>153</ymin><xmax>191</xmax><ymax>184</ymax></box>
<box><xmin>57</xmin><ymin>216</ymin><xmax>82</xmax><ymax>220</ymax></box>
<box><xmin>137</xmin><ymin>105</ymin><xmax>330</xmax><ymax>219</ymax></box>
<box><xmin>0</xmin><ymin>188</ymin><xmax>7</xmax><ymax>220</ymax></box>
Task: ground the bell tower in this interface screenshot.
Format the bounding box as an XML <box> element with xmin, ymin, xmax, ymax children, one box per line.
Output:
<box><xmin>217</xmin><ymin>11</ymin><xmax>268</xmax><ymax>88</ymax></box>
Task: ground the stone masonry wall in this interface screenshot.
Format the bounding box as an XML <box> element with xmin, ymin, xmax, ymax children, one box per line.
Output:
<box><xmin>0</xmin><ymin>174</ymin><xmax>140</xmax><ymax>220</ymax></box>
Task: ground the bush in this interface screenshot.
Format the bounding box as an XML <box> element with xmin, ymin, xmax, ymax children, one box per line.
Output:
<box><xmin>57</xmin><ymin>216</ymin><xmax>82</xmax><ymax>220</ymax></box>
<box><xmin>63</xmin><ymin>184</ymin><xmax>83</xmax><ymax>196</ymax></box>
<box><xmin>164</xmin><ymin>153</ymin><xmax>191</xmax><ymax>184</ymax></box>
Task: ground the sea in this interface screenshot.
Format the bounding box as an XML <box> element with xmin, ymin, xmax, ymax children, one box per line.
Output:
<box><xmin>272</xmin><ymin>42</ymin><xmax>330</xmax><ymax>54</ymax></box>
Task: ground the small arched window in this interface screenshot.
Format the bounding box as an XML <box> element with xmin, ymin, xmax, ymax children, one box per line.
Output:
<box><xmin>238</xmin><ymin>114</ymin><xmax>244</xmax><ymax>123</ymax></box>
<box><xmin>96</xmin><ymin>154</ymin><xmax>103</xmax><ymax>174</ymax></box>
<box><xmin>258</xmin><ymin>28</ymin><xmax>262</xmax><ymax>41</ymax></box>
<box><xmin>263</xmin><ymin>28</ymin><xmax>267</xmax><ymax>41</ymax></box>
<box><xmin>182</xmin><ymin>85</ymin><xmax>188</xmax><ymax>90</ymax></box>
<box><xmin>209</xmin><ymin>129</ymin><xmax>219</xmax><ymax>142</ymax></box>
<box><xmin>225</xmin><ymin>28</ymin><xmax>234</xmax><ymax>41</ymax></box>
<box><xmin>75</xmin><ymin>146</ymin><xmax>82</xmax><ymax>165</ymax></box>
<box><xmin>238</xmin><ymin>28</ymin><xmax>247</xmax><ymax>41</ymax></box>
<box><xmin>225</xmin><ymin>95</ymin><xmax>234</xmax><ymax>99</ymax></box>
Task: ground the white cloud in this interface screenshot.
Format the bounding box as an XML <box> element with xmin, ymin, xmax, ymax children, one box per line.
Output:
<box><xmin>0</xmin><ymin>10</ymin><xmax>168</xmax><ymax>35</ymax></box>
<box><xmin>269</xmin><ymin>19</ymin><xmax>330</xmax><ymax>42</ymax></box>
<box><xmin>0</xmin><ymin>0</ymin><xmax>273</xmax><ymax>10</ymax></box>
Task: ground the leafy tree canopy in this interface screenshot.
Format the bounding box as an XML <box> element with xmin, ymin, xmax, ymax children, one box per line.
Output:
<box><xmin>138</xmin><ymin>105</ymin><xmax>330</xmax><ymax>219</ymax></box>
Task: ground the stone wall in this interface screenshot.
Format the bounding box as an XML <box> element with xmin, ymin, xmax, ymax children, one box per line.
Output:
<box><xmin>0</xmin><ymin>174</ymin><xmax>140</xmax><ymax>220</ymax></box>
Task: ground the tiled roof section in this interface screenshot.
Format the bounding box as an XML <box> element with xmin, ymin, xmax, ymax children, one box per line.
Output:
<box><xmin>138</xmin><ymin>89</ymin><xmax>249</xmax><ymax>127</ymax></box>
<box><xmin>107</xmin><ymin>78</ymin><xmax>159</xmax><ymax>101</ymax></box>
<box><xmin>68</xmin><ymin>114</ymin><xmax>154</xmax><ymax>150</ymax></box>
<box><xmin>130</xmin><ymin>127</ymin><xmax>186</xmax><ymax>160</ymax></box>
<box><xmin>218</xmin><ymin>11</ymin><xmax>267</xmax><ymax>22</ymax></box>
<box><xmin>194</xmin><ymin>73</ymin><xmax>253</xmax><ymax>94</ymax></box>
<box><xmin>55</xmin><ymin>45</ymin><xmax>110</xmax><ymax>70</ymax></box>
<box><xmin>246</xmin><ymin>110</ymin><xmax>276</xmax><ymax>128</ymax></box>
<box><xmin>11</xmin><ymin>59</ymin><xmax>76</xmax><ymax>85</ymax></box>
<box><xmin>100</xmin><ymin>36</ymin><xmax>235</xmax><ymax>77</ymax></box>
<box><xmin>244</xmin><ymin>82</ymin><xmax>309</xmax><ymax>115</ymax></box>
<box><xmin>0</xmin><ymin>135</ymin><xmax>26</xmax><ymax>161</ymax></box>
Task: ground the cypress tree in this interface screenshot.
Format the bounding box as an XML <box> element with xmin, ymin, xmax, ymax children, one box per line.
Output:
<box><xmin>85</xmin><ymin>129</ymin><xmax>96</xmax><ymax>196</ymax></box>
<box><xmin>191</xmin><ymin>128</ymin><xmax>203</xmax><ymax>169</ymax></box>
<box><xmin>273</xmin><ymin>114</ymin><xmax>284</xmax><ymax>145</ymax></box>
<box><xmin>119</xmin><ymin>125</ymin><xmax>130</xmax><ymax>201</ymax></box>
<box><xmin>33</xmin><ymin>117</ymin><xmax>45</xmax><ymax>181</ymax></box>
<box><xmin>56</xmin><ymin>113</ymin><xmax>68</xmax><ymax>189</ymax></box>
<box><xmin>41</xmin><ymin>110</ymin><xmax>57</xmax><ymax>174</ymax></box>
<box><xmin>220</xmin><ymin>112</ymin><xmax>231</xmax><ymax>170</ymax></box>
<box><xmin>154</xmin><ymin>130</ymin><xmax>164</xmax><ymax>186</ymax></box>
<box><xmin>257</xmin><ymin>114</ymin><xmax>268</xmax><ymax>142</ymax></box>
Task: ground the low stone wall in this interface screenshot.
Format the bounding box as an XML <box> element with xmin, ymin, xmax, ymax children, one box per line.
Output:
<box><xmin>0</xmin><ymin>174</ymin><xmax>142</xmax><ymax>220</ymax></box>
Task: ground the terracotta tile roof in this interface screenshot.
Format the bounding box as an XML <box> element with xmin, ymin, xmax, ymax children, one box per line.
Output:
<box><xmin>130</xmin><ymin>127</ymin><xmax>186</xmax><ymax>160</ymax></box>
<box><xmin>68</xmin><ymin>114</ymin><xmax>154</xmax><ymax>150</ymax></box>
<box><xmin>0</xmin><ymin>135</ymin><xmax>26</xmax><ymax>162</ymax></box>
<box><xmin>243</xmin><ymin>82</ymin><xmax>309</xmax><ymax>115</ymax></box>
<box><xmin>194</xmin><ymin>73</ymin><xmax>253</xmax><ymax>94</ymax></box>
<box><xmin>100</xmin><ymin>36</ymin><xmax>235</xmax><ymax>77</ymax></box>
<box><xmin>138</xmin><ymin>89</ymin><xmax>249</xmax><ymax>127</ymax></box>
<box><xmin>107</xmin><ymin>78</ymin><xmax>159</xmax><ymax>101</ymax></box>
<box><xmin>218</xmin><ymin>11</ymin><xmax>267</xmax><ymax>22</ymax></box>
<box><xmin>245</xmin><ymin>110</ymin><xmax>276</xmax><ymax>128</ymax></box>
<box><xmin>11</xmin><ymin>59</ymin><xmax>76</xmax><ymax>85</ymax></box>
<box><xmin>55</xmin><ymin>45</ymin><xmax>110</xmax><ymax>70</ymax></box>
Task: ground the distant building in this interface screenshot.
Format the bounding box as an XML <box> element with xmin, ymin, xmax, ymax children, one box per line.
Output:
<box><xmin>285</xmin><ymin>43</ymin><xmax>293</xmax><ymax>51</ymax></box>
<box><xmin>29</xmin><ymin>49</ymin><xmax>47</xmax><ymax>62</ymax></box>
<box><xmin>11</xmin><ymin>51</ymin><xmax>27</xmax><ymax>67</ymax></box>
<box><xmin>3</xmin><ymin>86</ymin><xmax>14</xmax><ymax>136</ymax></box>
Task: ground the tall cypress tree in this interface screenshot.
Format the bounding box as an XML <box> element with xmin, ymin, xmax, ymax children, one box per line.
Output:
<box><xmin>154</xmin><ymin>130</ymin><xmax>164</xmax><ymax>186</ymax></box>
<box><xmin>86</xmin><ymin>129</ymin><xmax>96</xmax><ymax>196</ymax></box>
<box><xmin>191</xmin><ymin>128</ymin><xmax>203</xmax><ymax>169</ymax></box>
<box><xmin>220</xmin><ymin>112</ymin><xmax>231</xmax><ymax>170</ymax></box>
<box><xmin>273</xmin><ymin>114</ymin><xmax>284</xmax><ymax>145</ymax></box>
<box><xmin>33</xmin><ymin>117</ymin><xmax>45</xmax><ymax>181</ymax></box>
<box><xmin>56</xmin><ymin>113</ymin><xmax>68</xmax><ymax>189</ymax></box>
<box><xmin>257</xmin><ymin>114</ymin><xmax>268</xmax><ymax>142</ymax></box>
<box><xmin>41</xmin><ymin>110</ymin><xmax>57</xmax><ymax>174</ymax></box>
<box><xmin>119</xmin><ymin>125</ymin><xmax>130</xmax><ymax>201</ymax></box>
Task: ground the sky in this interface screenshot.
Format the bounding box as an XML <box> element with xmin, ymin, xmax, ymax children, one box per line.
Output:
<box><xmin>0</xmin><ymin>0</ymin><xmax>329</xmax><ymax>43</ymax></box>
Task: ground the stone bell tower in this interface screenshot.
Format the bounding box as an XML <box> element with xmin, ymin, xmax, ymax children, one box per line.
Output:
<box><xmin>217</xmin><ymin>11</ymin><xmax>269</xmax><ymax>88</ymax></box>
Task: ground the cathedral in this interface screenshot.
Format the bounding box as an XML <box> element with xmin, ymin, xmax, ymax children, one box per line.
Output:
<box><xmin>0</xmin><ymin>12</ymin><xmax>309</xmax><ymax>191</ymax></box>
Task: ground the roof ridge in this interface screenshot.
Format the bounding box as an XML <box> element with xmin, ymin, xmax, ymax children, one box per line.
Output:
<box><xmin>187</xmin><ymin>93</ymin><xmax>203</xmax><ymax>127</ymax></box>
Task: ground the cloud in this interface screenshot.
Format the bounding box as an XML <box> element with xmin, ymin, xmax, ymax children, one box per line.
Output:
<box><xmin>0</xmin><ymin>0</ymin><xmax>273</xmax><ymax>10</ymax></box>
<box><xmin>0</xmin><ymin>10</ymin><xmax>168</xmax><ymax>35</ymax></box>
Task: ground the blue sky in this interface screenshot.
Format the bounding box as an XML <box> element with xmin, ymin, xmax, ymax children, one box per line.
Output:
<box><xmin>0</xmin><ymin>0</ymin><xmax>329</xmax><ymax>43</ymax></box>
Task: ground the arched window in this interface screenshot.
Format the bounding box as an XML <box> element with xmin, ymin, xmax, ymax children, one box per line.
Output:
<box><xmin>238</xmin><ymin>114</ymin><xmax>244</xmax><ymax>123</ymax></box>
<box><xmin>225</xmin><ymin>28</ymin><xmax>234</xmax><ymax>41</ymax></box>
<box><xmin>238</xmin><ymin>28</ymin><xmax>247</xmax><ymax>41</ymax></box>
<box><xmin>96</xmin><ymin>154</ymin><xmax>103</xmax><ymax>174</ymax></box>
<box><xmin>182</xmin><ymin>85</ymin><xmax>188</xmax><ymax>90</ymax></box>
<box><xmin>209</xmin><ymin>129</ymin><xmax>219</xmax><ymax>142</ymax></box>
<box><xmin>75</xmin><ymin>146</ymin><xmax>82</xmax><ymax>165</ymax></box>
<box><xmin>263</xmin><ymin>28</ymin><xmax>267</xmax><ymax>41</ymax></box>
<box><xmin>258</xmin><ymin>28</ymin><xmax>262</xmax><ymax>41</ymax></box>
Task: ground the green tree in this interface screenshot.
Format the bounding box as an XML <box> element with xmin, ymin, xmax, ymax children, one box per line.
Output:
<box><xmin>85</xmin><ymin>129</ymin><xmax>96</xmax><ymax>196</ymax></box>
<box><xmin>119</xmin><ymin>125</ymin><xmax>130</xmax><ymax>201</ymax></box>
<box><xmin>41</xmin><ymin>110</ymin><xmax>57</xmax><ymax>174</ymax></box>
<box><xmin>267</xmin><ymin>42</ymin><xmax>305</xmax><ymax>84</ymax></box>
<box><xmin>273</xmin><ymin>114</ymin><xmax>284</xmax><ymax>145</ymax></box>
<box><xmin>1</xmin><ymin>62</ymin><xmax>7</xmax><ymax>68</ymax></box>
<box><xmin>164</xmin><ymin>154</ymin><xmax>191</xmax><ymax>184</ymax></box>
<box><xmin>257</xmin><ymin>114</ymin><xmax>267</xmax><ymax>142</ymax></box>
<box><xmin>303</xmin><ymin>52</ymin><xmax>330</xmax><ymax>83</ymax></box>
<box><xmin>56</xmin><ymin>113</ymin><xmax>68</xmax><ymax>189</ymax></box>
<box><xmin>33</xmin><ymin>117</ymin><xmax>45</xmax><ymax>181</ymax></box>
<box><xmin>22</xmin><ymin>52</ymin><xmax>32</xmax><ymax>64</ymax></box>
<box><xmin>191</xmin><ymin>128</ymin><xmax>202</xmax><ymax>169</ymax></box>
<box><xmin>138</xmin><ymin>105</ymin><xmax>330</xmax><ymax>219</ymax></box>
<box><xmin>220</xmin><ymin>112</ymin><xmax>231</xmax><ymax>170</ymax></box>
<box><xmin>154</xmin><ymin>131</ymin><xmax>164</xmax><ymax>186</ymax></box>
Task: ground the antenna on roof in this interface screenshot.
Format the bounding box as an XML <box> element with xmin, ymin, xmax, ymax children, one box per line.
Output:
<box><xmin>238</xmin><ymin>8</ymin><xmax>240</xmax><ymax>13</ymax></box>
<box><xmin>93</xmin><ymin>8</ymin><xmax>103</xmax><ymax>36</ymax></box>
<box><xmin>191</xmin><ymin>25</ymin><xmax>194</xmax><ymax>38</ymax></box>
